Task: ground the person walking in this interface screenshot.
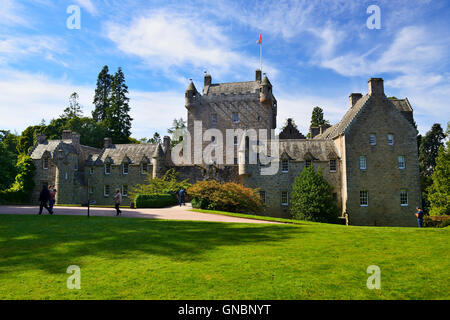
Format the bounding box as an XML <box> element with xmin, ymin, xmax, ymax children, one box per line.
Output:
<box><xmin>178</xmin><ymin>188</ymin><xmax>186</xmax><ymax>207</ymax></box>
<box><xmin>38</xmin><ymin>185</ymin><xmax>53</xmax><ymax>215</ymax></box>
<box><xmin>114</xmin><ymin>188</ymin><xmax>122</xmax><ymax>216</ymax></box>
<box><xmin>48</xmin><ymin>185</ymin><xmax>57</xmax><ymax>213</ymax></box>
<box><xmin>415</xmin><ymin>207</ymin><xmax>424</xmax><ymax>228</ymax></box>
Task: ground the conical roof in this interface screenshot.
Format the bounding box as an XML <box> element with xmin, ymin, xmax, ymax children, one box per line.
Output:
<box><xmin>186</xmin><ymin>81</ymin><xmax>197</xmax><ymax>92</ymax></box>
<box><xmin>152</xmin><ymin>144</ymin><xmax>165</xmax><ymax>158</ymax></box>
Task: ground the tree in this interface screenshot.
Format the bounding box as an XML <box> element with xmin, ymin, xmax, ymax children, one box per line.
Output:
<box><xmin>310</xmin><ymin>107</ymin><xmax>330</xmax><ymax>128</ymax></box>
<box><xmin>62</xmin><ymin>92</ymin><xmax>83</xmax><ymax>119</ymax></box>
<box><xmin>104</xmin><ymin>67</ymin><xmax>133</xmax><ymax>144</ymax></box>
<box><xmin>148</xmin><ymin>132</ymin><xmax>161</xmax><ymax>144</ymax></box>
<box><xmin>281</xmin><ymin>118</ymin><xmax>298</xmax><ymax>131</ymax></box>
<box><xmin>290</xmin><ymin>166</ymin><xmax>339</xmax><ymax>223</ymax></box>
<box><xmin>419</xmin><ymin>123</ymin><xmax>445</xmax><ymax>176</ymax></box>
<box><xmin>92</xmin><ymin>65</ymin><xmax>113</xmax><ymax>122</ymax></box>
<box><xmin>0</xmin><ymin>142</ymin><xmax>17</xmax><ymax>190</ymax></box>
<box><xmin>168</xmin><ymin>118</ymin><xmax>186</xmax><ymax>147</ymax></box>
<box><xmin>419</xmin><ymin>123</ymin><xmax>445</xmax><ymax>210</ymax></box>
<box><xmin>427</xmin><ymin>123</ymin><xmax>450</xmax><ymax>216</ymax></box>
<box><xmin>16</xmin><ymin>125</ymin><xmax>45</xmax><ymax>155</ymax></box>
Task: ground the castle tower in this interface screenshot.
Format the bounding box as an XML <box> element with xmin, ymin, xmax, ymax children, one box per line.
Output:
<box><xmin>152</xmin><ymin>144</ymin><xmax>166</xmax><ymax>179</ymax></box>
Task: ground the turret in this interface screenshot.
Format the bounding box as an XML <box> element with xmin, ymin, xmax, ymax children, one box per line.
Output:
<box><xmin>259</xmin><ymin>75</ymin><xmax>273</xmax><ymax>105</ymax></box>
<box><xmin>185</xmin><ymin>80</ymin><xmax>200</xmax><ymax>109</ymax></box>
<box><xmin>152</xmin><ymin>144</ymin><xmax>166</xmax><ymax>179</ymax></box>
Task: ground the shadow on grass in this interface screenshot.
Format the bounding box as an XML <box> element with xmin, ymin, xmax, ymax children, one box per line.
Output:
<box><xmin>0</xmin><ymin>215</ymin><xmax>304</xmax><ymax>275</ymax></box>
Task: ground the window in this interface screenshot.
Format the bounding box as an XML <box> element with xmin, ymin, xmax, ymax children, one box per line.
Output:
<box><xmin>400</xmin><ymin>189</ymin><xmax>408</xmax><ymax>206</ymax></box>
<box><xmin>74</xmin><ymin>161</ymin><xmax>78</xmax><ymax>171</ymax></box>
<box><xmin>104</xmin><ymin>185</ymin><xmax>110</xmax><ymax>197</ymax></box>
<box><xmin>234</xmin><ymin>136</ymin><xmax>238</xmax><ymax>146</ymax></box>
<box><xmin>387</xmin><ymin>134</ymin><xmax>394</xmax><ymax>145</ymax></box>
<box><xmin>105</xmin><ymin>163</ymin><xmax>111</xmax><ymax>175</ymax></box>
<box><xmin>89</xmin><ymin>186</ymin><xmax>94</xmax><ymax>194</ymax></box>
<box><xmin>89</xmin><ymin>167</ymin><xmax>94</xmax><ymax>175</ymax></box>
<box><xmin>369</xmin><ymin>134</ymin><xmax>376</xmax><ymax>146</ymax></box>
<box><xmin>211</xmin><ymin>136</ymin><xmax>216</xmax><ymax>145</ymax></box>
<box><xmin>211</xmin><ymin>114</ymin><xmax>217</xmax><ymax>125</ymax></box>
<box><xmin>360</xmin><ymin>191</ymin><xmax>368</xmax><ymax>206</ymax></box>
<box><xmin>330</xmin><ymin>159</ymin><xmax>337</xmax><ymax>172</ymax></box>
<box><xmin>260</xmin><ymin>191</ymin><xmax>266</xmax><ymax>204</ymax></box>
<box><xmin>359</xmin><ymin>156</ymin><xmax>367</xmax><ymax>170</ymax></box>
<box><xmin>232</xmin><ymin>112</ymin><xmax>239</xmax><ymax>123</ymax></box>
<box><xmin>281</xmin><ymin>159</ymin><xmax>289</xmax><ymax>172</ymax></box>
<box><xmin>398</xmin><ymin>156</ymin><xmax>405</xmax><ymax>169</ymax></box>
<box><xmin>122</xmin><ymin>185</ymin><xmax>128</xmax><ymax>197</ymax></box>
<box><xmin>141</xmin><ymin>163</ymin><xmax>148</xmax><ymax>174</ymax></box>
<box><xmin>281</xmin><ymin>191</ymin><xmax>289</xmax><ymax>206</ymax></box>
<box><xmin>123</xmin><ymin>162</ymin><xmax>129</xmax><ymax>175</ymax></box>
<box><xmin>305</xmin><ymin>160</ymin><xmax>312</xmax><ymax>168</ymax></box>
<box><xmin>64</xmin><ymin>172</ymin><xmax>68</xmax><ymax>180</ymax></box>
<box><xmin>43</xmin><ymin>158</ymin><xmax>49</xmax><ymax>170</ymax></box>
<box><xmin>234</xmin><ymin>158</ymin><xmax>238</xmax><ymax>165</ymax></box>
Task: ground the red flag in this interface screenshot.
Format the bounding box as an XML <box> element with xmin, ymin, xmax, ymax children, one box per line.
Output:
<box><xmin>257</xmin><ymin>33</ymin><xmax>261</xmax><ymax>44</ymax></box>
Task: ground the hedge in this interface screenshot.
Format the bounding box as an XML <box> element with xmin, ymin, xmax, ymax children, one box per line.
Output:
<box><xmin>0</xmin><ymin>190</ymin><xmax>29</xmax><ymax>205</ymax></box>
<box><xmin>135</xmin><ymin>194</ymin><xmax>177</xmax><ymax>208</ymax></box>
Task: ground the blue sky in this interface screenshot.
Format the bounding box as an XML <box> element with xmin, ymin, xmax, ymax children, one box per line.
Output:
<box><xmin>0</xmin><ymin>0</ymin><xmax>449</xmax><ymax>139</ymax></box>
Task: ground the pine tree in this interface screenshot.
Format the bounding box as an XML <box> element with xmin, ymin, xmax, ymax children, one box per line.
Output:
<box><xmin>92</xmin><ymin>65</ymin><xmax>113</xmax><ymax>122</ymax></box>
<box><xmin>290</xmin><ymin>166</ymin><xmax>339</xmax><ymax>223</ymax></box>
<box><xmin>105</xmin><ymin>67</ymin><xmax>132</xmax><ymax>143</ymax></box>
<box><xmin>419</xmin><ymin>123</ymin><xmax>445</xmax><ymax>176</ymax></box>
<box><xmin>62</xmin><ymin>92</ymin><xmax>83</xmax><ymax>119</ymax></box>
<box><xmin>310</xmin><ymin>107</ymin><xmax>330</xmax><ymax>128</ymax></box>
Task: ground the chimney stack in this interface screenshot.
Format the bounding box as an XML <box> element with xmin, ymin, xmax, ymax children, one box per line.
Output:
<box><xmin>255</xmin><ymin>69</ymin><xmax>262</xmax><ymax>82</ymax></box>
<box><xmin>62</xmin><ymin>130</ymin><xmax>72</xmax><ymax>140</ymax></box>
<box><xmin>163</xmin><ymin>136</ymin><xmax>171</xmax><ymax>153</ymax></box>
<box><xmin>310</xmin><ymin>127</ymin><xmax>320</xmax><ymax>139</ymax></box>
<box><xmin>349</xmin><ymin>93</ymin><xmax>363</xmax><ymax>108</ymax></box>
<box><xmin>104</xmin><ymin>137</ymin><xmax>112</xmax><ymax>148</ymax></box>
<box><xmin>368</xmin><ymin>78</ymin><xmax>384</xmax><ymax>96</ymax></box>
<box><xmin>204</xmin><ymin>73</ymin><xmax>212</xmax><ymax>87</ymax></box>
<box><xmin>71</xmin><ymin>132</ymin><xmax>80</xmax><ymax>147</ymax></box>
<box><xmin>36</xmin><ymin>133</ymin><xmax>46</xmax><ymax>144</ymax></box>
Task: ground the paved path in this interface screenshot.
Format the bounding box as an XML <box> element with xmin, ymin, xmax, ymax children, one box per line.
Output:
<box><xmin>0</xmin><ymin>204</ymin><xmax>280</xmax><ymax>224</ymax></box>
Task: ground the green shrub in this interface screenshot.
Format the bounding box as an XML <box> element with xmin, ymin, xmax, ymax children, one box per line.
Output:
<box><xmin>0</xmin><ymin>190</ymin><xmax>29</xmax><ymax>205</ymax></box>
<box><xmin>189</xmin><ymin>180</ymin><xmax>263</xmax><ymax>213</ymax></box>
<box><xmin>290</xmin><ymin>166</ymin><xmax>339</xmax><ymax>223</ymax></box>
<box><xmin>135</xmin><ymin>194</ymin><xmax>177</xmax><ymax>208</ymax></box>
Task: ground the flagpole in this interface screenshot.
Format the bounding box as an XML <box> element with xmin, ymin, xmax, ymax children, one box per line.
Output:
<box><xmin>260</xmin><ymin>41</ymin><xmax>262</xmax><ymax>73</ymax></box>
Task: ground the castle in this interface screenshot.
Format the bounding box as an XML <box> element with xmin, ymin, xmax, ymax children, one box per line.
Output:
<box><xmin>29</xmin><ymin>70</ymin><xmax>421</xmax><ymax>226</ymax></box>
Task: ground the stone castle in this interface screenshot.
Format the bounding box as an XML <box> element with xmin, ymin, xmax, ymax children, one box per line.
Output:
<box><xmin>29</xmin><ymin>70</ymin><xmax>421</xmax><ymax>226</ymax></box>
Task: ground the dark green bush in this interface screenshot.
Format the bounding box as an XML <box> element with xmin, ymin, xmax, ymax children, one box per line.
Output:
<box><xmin>0</xmin><ymin>190</ymin><xmax>29</xmax><ymax>205</ymax></box>
<box><xmin>135</xmin><ymin>194</ymin><xmax>177</xmax><ymax>208</ymax></box>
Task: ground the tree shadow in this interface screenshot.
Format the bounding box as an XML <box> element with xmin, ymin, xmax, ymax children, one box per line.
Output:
<box><xmin>0</xmin><ymin>215</ymin><xmax>305</xmax><ymax>275</ymax></box>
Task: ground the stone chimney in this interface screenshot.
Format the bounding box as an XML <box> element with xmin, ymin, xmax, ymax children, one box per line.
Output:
<box><xmin>36</xmin><ymin>133</ymin><xmax>46</xmax><ymax>144</ymax></box>
<box><xmin>319</xmin><ymin>124</ymin><xmax>331</xmax><ymax>134</ymax></box>
<box><xmin>349</xmin><ymin>93</ymin><xmax>363</xmax><ymax>108</ymax></box>
<box><xmin>255</xmin><ymin>69</ymin><xmax>262</xmax><ymax>82</ymax></box>
<box><xmin>310</xmin><ymin>127</ymin><xmax>320</xmax><ymax>139</ymax></box>
<box><xmin>104</xmin><ymin>137</ymin><xmax>112</xmax><ymax>148</ymax></box>
<box><xmin>62</xmin><ymin>130</ymin><xmax>72</xmax><ymax>140</ymax></box>
<box><xmin>163</xmin><ymin>136</ymin><xmax>171</xmax><ymax>153</ymax></box>
<box><xmin>71</xmin><ymin>132</ymin><xmax>80</xmax><ymax>147</ymax></box>
<box><xmin>368</xmin><ymin>78</ymin><xmax>384</xmax><ymax>96</ymax></box>
<box><xmin>204</xmin><ymin>73</ymin><xmax>212</xmax><ymax>87</ymax></box>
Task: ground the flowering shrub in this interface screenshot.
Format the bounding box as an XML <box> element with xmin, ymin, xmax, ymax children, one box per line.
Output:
<box><xmin>189</xmin><ymin>180</ymin><xmax>263</xmax><ymax>213</ymax></box>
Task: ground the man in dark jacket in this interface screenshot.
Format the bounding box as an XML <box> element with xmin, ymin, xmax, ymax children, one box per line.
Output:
<box><xmin>38</xmin><ymin>185</ymin><xmax>53</xmax><ymax>215</ymax></box>
<box><xmin>415</xmin><ymin>207</ymin><xmax>424</xmax><ymax>228</ymax></box>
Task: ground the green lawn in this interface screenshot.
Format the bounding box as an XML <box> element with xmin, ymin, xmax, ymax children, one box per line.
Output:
<box><xmin>0</xmin><ymin>214</ymin><xmax>448</xmax><ymax>299</ymax></box>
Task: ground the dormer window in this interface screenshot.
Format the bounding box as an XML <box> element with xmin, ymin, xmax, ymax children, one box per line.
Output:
<box><xmin>105</xmin><ymin>163</ymin><xmax>111</xmax><ymax>175</ymax></box>
<box><xmin>329</xmin><ymin>159</ymin><xmax>337</xmax><ymax>172</ymax></box>
<box><xmin>123</xmin><ymin>162</ymin><xmax>129</xmax><ymax>175</ymax></box>
<box><xmin>43</xmin><ymin>157</ymin><xmax>49</xmax><ymax>170</ymax></box>
<box><xmin>281</xmin><ymin>159</ymin><xmax>289</xmax><ymax>172</ymax></box>
<box><xmin>141</xmin><ymin>162</ymin><xmax>148</xmax><ymax>174</ymax></box>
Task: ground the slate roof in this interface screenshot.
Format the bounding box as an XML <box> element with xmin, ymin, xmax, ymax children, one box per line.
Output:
<box><xmin>205</xmin><ymin>81</ymin><xmax>260</xmax><ymax>95</ymax></box>
<box><xmin>94</xmin><ymin>144</ymin><xmax>157</xmax><ymax>165</ymax></box>
<box><xmin>315</xmin><ymin>96</ymin><xmax>413</xmax><ymax>140</ymax></box>
<box><xmin>279</xmin><ymin>139</ymin><xmax>340</xmax><ymax>161</ymax></box>
<box><xmin>30</xmin><ymin>140</ymin><xmax>77</xmax><ymax>159</ymax></box>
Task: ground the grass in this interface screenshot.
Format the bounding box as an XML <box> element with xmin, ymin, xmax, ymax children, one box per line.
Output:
<box><xmin>0</xmin><ymin>214</ymin><xmax>448</xmax><ymax>300</ymax></box>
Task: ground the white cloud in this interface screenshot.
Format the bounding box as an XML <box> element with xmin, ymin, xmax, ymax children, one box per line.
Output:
<box><xmin>0</xmin><ymin>0</ymin><xmax>29</xmax><ymax>26</ymax></box>
<box><xmin>105</xmin><ymin>10</ymin><xmax>277</xmax><ymax>79</ymax></box>
<box><xmin>74</xmin><ymin>0</ymin><xmax>98</xmax><ymax>16</ymax></box>
<box><xmin>0</xmin><ymin>68</ymin><xmax>184</xmax><ymax>139</ymax></box>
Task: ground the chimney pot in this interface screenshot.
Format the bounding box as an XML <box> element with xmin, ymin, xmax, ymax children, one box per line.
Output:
<box><xmin>368</xmin><ymin>78</ymin><xmax>384</xmax><ymax>96</ymax></box>
<box><xmin>349</xmin><ymin>93</ymin><xmax>363</xmax><ymax>108</ymax></box>
<box><xmin>104</xmin><ymin>137</ymin><xmax>112</xmax><ymax>148</ymax></box>
<box><xmin>36</xmin><ymin>133</ymin><xmax>46</xmax><ymax>144</ymax></box>
<box><xmin>204</xmin><ymin>74</ymin><xmax>212</xmax><ymax>87</ymax></box>
<box><xmin>255</xmin><ymin>69</ymin><xmax>262</xmax><ymax>82</ymax></box>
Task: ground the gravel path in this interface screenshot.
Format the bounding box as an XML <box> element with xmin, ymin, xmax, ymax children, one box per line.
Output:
<box><xmin>0</xmin><ymin>204</ymin><xmax>280</xmax><ymax>224</ymax></box>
